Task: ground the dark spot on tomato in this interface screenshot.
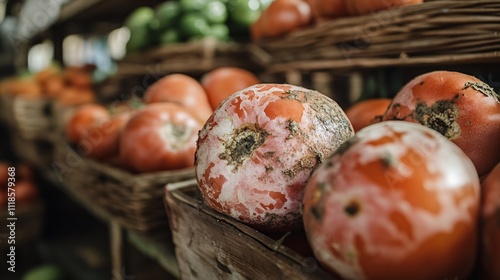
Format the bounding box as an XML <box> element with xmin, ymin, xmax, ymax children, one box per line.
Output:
<box><xmin>311</xmin><ymin>205</ymin><xmax>322</xmax><ymax>221</ymax></box>
<box><xmin>263</xmin><ymin>151</ymin><xmax>275</xmax><ymax>158</ymax></box>
<box><xmin>219</xmin><ymin>123</ymin><xmax>269</xmax><ymax>171</ymax></box>
<box><xmin>334</xmin><ymin>136</ymin><xmax>359</xmax><ymax>156</ymax></box>
<box><xmin>380</xmin><ymin>151</ymin><xmax>395</xmax><ymax>168</ymax></box>
<box><xmin>286</xmin><ymin>119</ymin><xmax>300</xmax><ymax>139</ymax></box>
<box><xmin>463</xmin><ymin>81</ymin><xmax>500</xmax><ymax>103</ymax></box>
<box><xmin>345</xmin><ymin>200</ymin><xmax>361</xmax><ymax>217</ymax></box>
<box><xmin>414</xmin><ymin>100</ymin><xmax>461</xmax><ymax>140</ymax></box>
<box><xmin>419</xmin><ymin>81</ymin><xmax>425</xmax><ymax>86</ymax></box>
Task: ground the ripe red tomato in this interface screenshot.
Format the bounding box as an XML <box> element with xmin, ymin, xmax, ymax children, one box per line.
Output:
<box><xmin>383</xmin><ymin>71</ymin><xmax>500</xmax><ymax>176</ymax></box>
<box><xmin>143</xmin><ymin>74</ymin><xmax>213</xmax><ymax>123</ymax></box>
<box><xmin>346</xmin><ymin>0</ymin><xmax>423</xmax><ymax>15</ymax></box>
<box><xmin>345</xmin><ymin>98</ymin><xmax>391</xmax><ymax>132</ymax></box>
<box><xmin>303</xmin><ymin>121</ymin><xmax>480</xmax><ymax>280</ymax></box>
<box><xmin>17</xmin><ymin>164</ymin><xmax>35</xmax><ymax>181</ymax></box>
<box><xmin>201</xmin><ymin>67</ymin><xmax>260</xmax><ymax>110</ymax></box>
<box><xmin>252</xmin><ymin>0</ymin><xmax>313</xmax><ymax>39</ymax></box>
<box><xmin>83</xmin><ymin>111</ymin><xmax>134</xmax><ymax>161</ymax></box>
<box><xmin>65</xmin><ymin>104</ymin><xmax>110</xmax><ymax>144</ymax></box>
<box><xmin>196</xmin><ymin>84</ymin><xmax>354</xmax><ymax>231</ymax></box>
<box><xmin>120</xmin><ymin>103</ymin><xmax>202</xmax><ymax>173</ymax></box>
<box><xmin>480</xmin><ymin>162</ymin><xmax>500</xmax><ymax>280</ymax></box>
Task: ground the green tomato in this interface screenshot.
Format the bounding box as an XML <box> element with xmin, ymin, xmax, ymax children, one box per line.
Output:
<box><xmin>125</xmin><ymin>7</ymin><xmax>155</xmax><ymax>29</ymax></box>
<box><xmin>180</xmin><ymin>0</ymin><xmax>209</xmax><ymax>12</ymax></box>
<box><xmin>210</xmin><ymin>24</ymin><xmax>230</xmax><ymax>41</ymax></box>
<box><xmin>180</xmin><ymin>13</ymin><xmax>212</xmax><ymax>37</ymax></box>
<box><xmin>155</xmin><ymin>1</ymin><xmax>181</xmax><ymax>30</ymax></box>
<box><xmin>227</xmin><ymin>0</ymin><xmax>261</xmax><ymax>28</ymax></box>
<box><xmin>202</xmin><ymin>1</ymin><xmax>228</xmax><ymax>24</ymax></box>
<box><xmin>159</xmin><ymin>29</ymin><xmax>180</xmax><ymax>45</ymax></box>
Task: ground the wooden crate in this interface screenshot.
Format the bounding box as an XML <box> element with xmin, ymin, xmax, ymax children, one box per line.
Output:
<box><xmin>255</xmin><ymin>0</ymin><xmax>500</xmax><ymax>73</ymax></box>
<box><xmin>52</xmin><ymin>141</ymin><xmax>194</xmax><ymax>238</ymax></box>
<box><xmin>165</xmin><ymin>179</ymin><xmax>335</xmax><ymax>280</ymax></box>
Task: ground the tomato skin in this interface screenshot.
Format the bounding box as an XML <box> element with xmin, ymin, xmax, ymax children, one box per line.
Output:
<box><xmin>0</xmin><ymin>162</ymin><xmax>8</xmax><ymax>188</ymax></box>
<box><xmin>346</xmin><ymin>0</ymin><xmax>423</xmax><ymax>15</ymax></box>
<box><xmin>383</xmin><ymin>71</ymin><xmax>500</xmax><ymax>177</ymax></box>
<box><xmin>120</xmin><ymin>103</ymin><xmax>202</xmax><ymax>173</ymax></box>
<box><xmin>252</xmin><ymin>0</ymin><xmax>313</xmax><ymax>39</ymax></box>
<box><xmin>84</xmin><ymin>112</ymin><xmax>134</xmax><ymax>161</ymax></box>
<box><xmin>15</xmin><ymin>180</ymin><xmax>39</xmax><ymax>205</ymax></box>
<box><xmin>307</xmin><ymin>0</ymin><xmax>348</xmax><ymax>18</ymax></box>
<box><xmin>201</xmin><ymin>67</ymin><xmax>260</xmax><ymax>110</ymax></box>
<box><xmin>143</xmin><ymin>74</ymin><xmax>212</xmax><ymax>123</ymax></box>
<box><xmin>345</xmin><ymin>98</ymin><xmax>391</xmax><ymax>132</ymax></box>
<box><xmin>65</xmin><ymin>104</ymin><xmax>110</xmax><ymax>144</ymax></box>
<box><xmin>196</xmin><ymin>84</ymin><xmax>354</xmax><ymax>231</ymax></box>
<box><xmin>480</xmin><ymin>162</ymin><xmax>500</xmax><ymax>280</ymax></box>
<box><xmin>303</xmin><ymin>121</ymin><xmax>480</xmax><ymax>280</ymax></box>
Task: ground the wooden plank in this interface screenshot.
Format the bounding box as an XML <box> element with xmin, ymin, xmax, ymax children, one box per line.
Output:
<box><xmin>166</xmin><ymin>180</ymin><xmax>333</xmax><ymax>280</ymax></box>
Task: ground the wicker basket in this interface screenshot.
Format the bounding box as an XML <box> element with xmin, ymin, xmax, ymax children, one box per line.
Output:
<box><xmin>255</xmin><ymin>0</ymin><xmax>500</xmax><ymax>73</ymax></box>
<box><xmin>1</xmin><ymin>94</ymin><xmax>53</xmax><ymax>140</ymax></box>
<box><xmin>165</xmin><ymin>179</ymin><xmax>335</xmax><ymax>280</ymax></box>
<box><xmin>10</xmin><ymin>130</ymin><xmax>55</xmax><ymax>170</ymax></box>
<box><xmin>52</xmin><ymin>141</ymin><xmax>195</xmax><ymax>237</ymax></box>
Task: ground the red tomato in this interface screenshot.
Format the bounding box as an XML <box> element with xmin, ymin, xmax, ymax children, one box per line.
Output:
<box><xmin>383</xmin><ymin>71</ymin><xmax>500</xmax><ymax>177</ymax></box>
<box><xmin>65</xmin><ymin>104</ymin><xmax>110</xmax><ymax>144</ymax></box>
<box><xmin>480</xmin><ymin>162</ymin><xmax>500</xmax><ymax>280</ymax></box>
<box><xmin>196</xmin><ymin>84</ymin><xmax>354</xmax><ymax>231</ymax></box>
<box><xmin>345</xmin><ymin>98</ymin><xmax>391</xmax><ymax>132</ymax></box>
<box><xmin>201</xmin><ymin>67</ymin><xmax>260</xmax><ymax>110</ymax></box>
<box><xmin>346</xmin><ymin>0</ymin><xmax>423</xmax><ymax>16</ymax></box>
<box><xmin>143</xmin><ymin>74</ymin><xmax>212</xmax><ymax>123</ymax></box>
<box><xmin>120</xmin><ymin>103</ymin><xmax>202</xmax><ymax>173</ymax></box>
<box><xmin>252</xmin><ymin>0</ymin><xmax>313</xmax><ymax>39</ymax></box>
<box><xmin>307</xmin><ymin>0</ymin><xmax>348</xmax><ymax>18</ymax></box>
<box><xmin>303</xmin><ymin>121</ymin><xmax>480</xmax><ymax>280</ymax></box>
<box><xmin>83</xmin><ymin>112</ymin><xmax>134</xmax><ymax>161</ymax></box>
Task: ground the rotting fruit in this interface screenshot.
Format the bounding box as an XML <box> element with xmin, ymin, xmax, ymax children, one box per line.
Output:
<box><xmin>195</xmin><ymin>83</ymin><xmax>354</xmax><ymax>231</ymax></box>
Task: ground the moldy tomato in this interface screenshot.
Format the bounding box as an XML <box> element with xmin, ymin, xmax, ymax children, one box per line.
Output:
<box><xmin>480</xmin><ymin>162</ymin><xmax>500</xmax><ymax>280</ymax></box>
<box><xmin>195</xmin><ymin>84</ymin><xmax>354</xmax><ymax>231</ymax></box>
<box><xmin>303</xmin><ymin>121</ymin><xmax>480</xmax><ymax>280</ymax></box>
<box><xmin>383</xmin><ymin>71</ymin><xmax>500</xmax><ymax>176</ymax></box>
<box><xmin>120</xmin><ymin>103</ymin><xmax>202</xmax><ymax>173</ymax></box>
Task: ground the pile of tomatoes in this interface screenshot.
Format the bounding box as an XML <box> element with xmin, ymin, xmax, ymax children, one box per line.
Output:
<box><xmin>195</xmin><ymin>70</ymin><xmax>500</xmax><ymax>279</ymax></box>
<box><xmin>251</xmin><ymin>0</ymin><xmax>423</xmax><ymax>39</ymax></box>
<box><xmin>64</xmin><ymin>67</ymin><xmax>260</xmax><ymax>173</ymax></box>
<box><xmin>0</xmin><ymin>65</ymin><xmax>96</xmax><ymax>106</ymax></box>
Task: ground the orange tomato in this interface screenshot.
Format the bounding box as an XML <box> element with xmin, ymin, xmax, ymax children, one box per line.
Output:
<box><xmin>84</xmin><ymin>111</ymin><xmax>133</xmax><ymax>161</ymax></box>
<box><xmin>346</xmin><ymin>0</ymin><xmax>423</xmax><ymax>16</ymax></box>
<box><xmin>307</xmin><ymin>0</ymin><xmax>348</xmax><ymax>18</ymax></box>
<box><xmin>143</xmin><ymin>74</ymin><xmax>212</xmax><ymax>123</ymax></box>
<box><xmin>252</xmin><ymin>0</ymin><xmax>313</xmax><ymax>39</ymax></box>
<box><xmin>201</xmin><ymin>67</ymin><xmax>260</xmax><ymax>110</ymax></box>
<box><xmin>383</xmin><ymin>71</ymin><xmax>500</xmax><ymax>176</ymax></box>
<box><xmin>17</xmin><ymin>164</ymin><xmax>35</xmax><ymax>182</ymax></box>
<box><xmin>56</xmin><ymin>87</ymin><xmax>96</xmax><ymax>106</ymax></box>
<box><xmin>64</xmin><ymin>67</ymin><xmax>92</xmax><ymax>89</ymax></box>
<box><xmin>345</xmin><ymin>98</ymin><xmax>391</xmax><ymax>132</ymax></box>
<box><xmin>120</xmin><ymin>103</ymin><xmax>202</xmax><ymax>173</ymax></box>
<box><xmin>480</xmin><ymin>162</ymin><xmax>500</xmax><ymax>280</ymax></box>
<box><xmin>303</xmin><ymin>121</ymin><xmax>480</xmax><ymax>280</ymax></box>
<box><xmin>42</xmin><ymin>76</ymin><xmax>65</xmax><ymax>96</ymax></box>
<box><xmin>65</xmin><ymin>104</ymin><xmax>110</xmax><ymax>144</ymax></box>
<box><xmin>15</xmin><ymin>180</ymin><xmax>38</xmax><ymax>205</ymax></box>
